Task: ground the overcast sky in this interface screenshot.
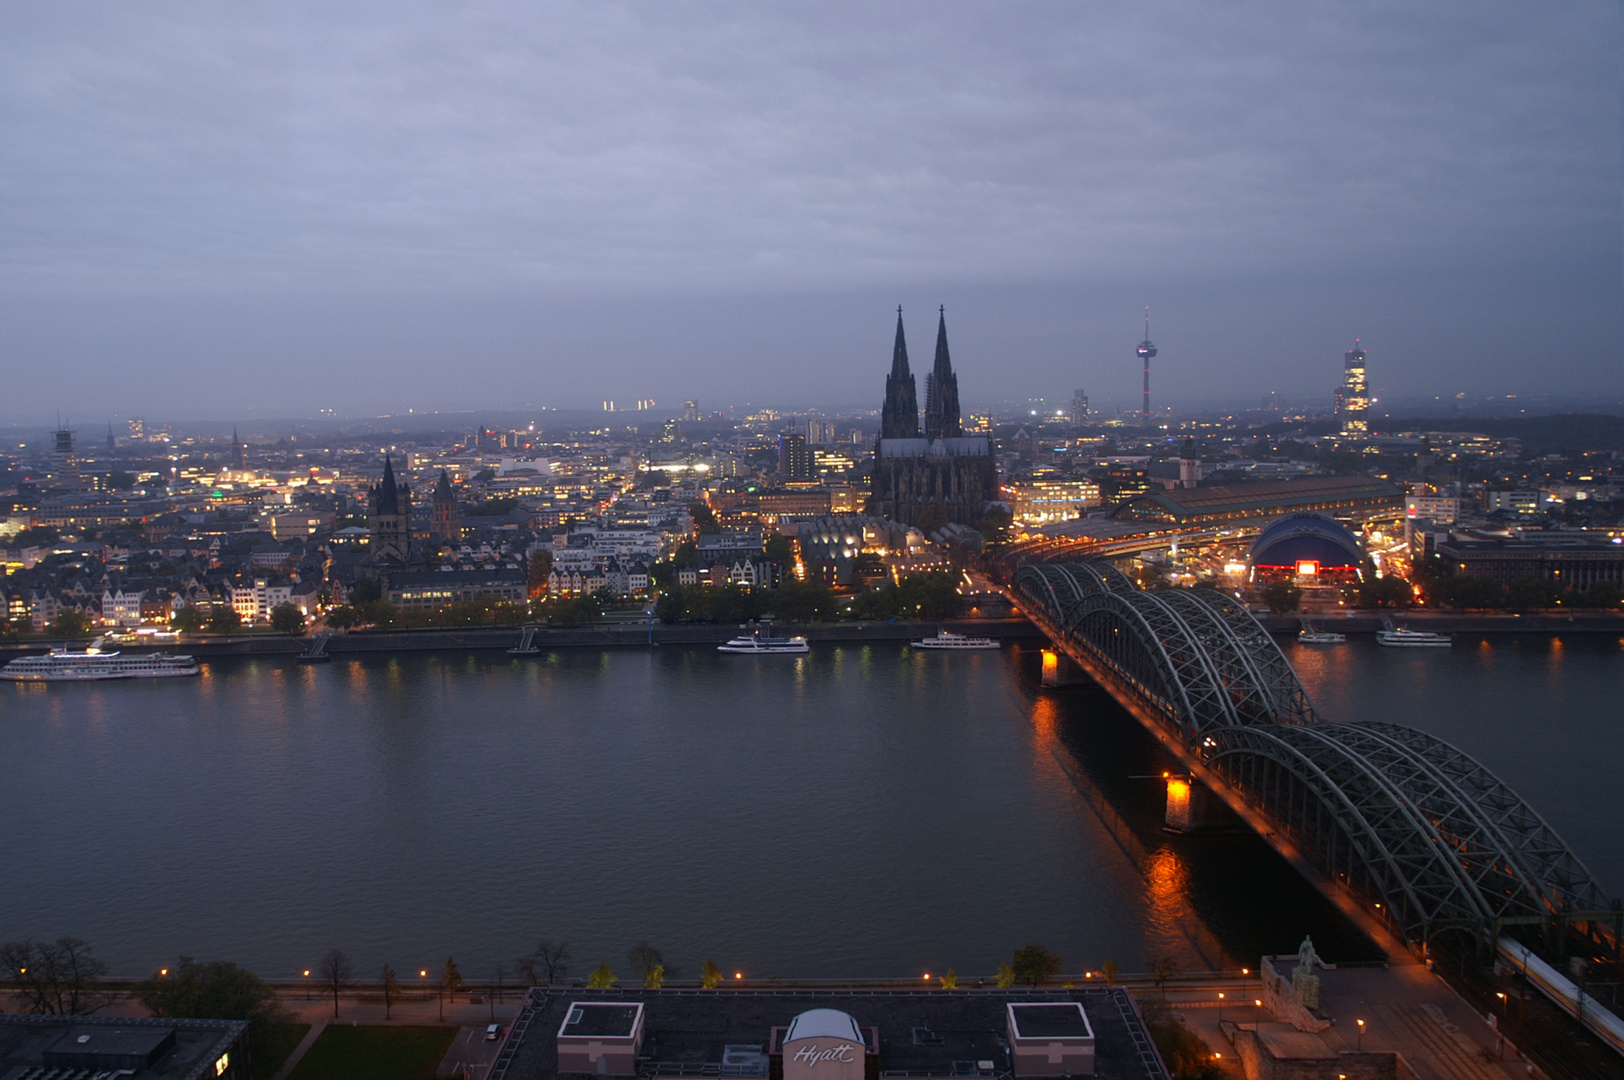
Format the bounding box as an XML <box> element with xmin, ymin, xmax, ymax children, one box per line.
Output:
<box><xmin>2</xmin><ymin>2</ymin><xmax>1620</xmax><ymax>422</ymax></box>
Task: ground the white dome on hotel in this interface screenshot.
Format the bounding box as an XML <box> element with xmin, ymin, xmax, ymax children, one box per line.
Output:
<box><xmin>785</xmin><ymin>1009</ymin><xmax>863</xmax><ymax>1045</ymax></box>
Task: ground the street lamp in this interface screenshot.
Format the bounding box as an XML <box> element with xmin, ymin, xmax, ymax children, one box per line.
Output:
<box><xmin>1217</xmin><ymin>992</ymin><xmax>1224</xmax><ymax>1025</ymax></box>
<box><xmin>303</xmin><ymin>970</ymin><xmax>311</xmax><ymax>1000</ymax></box>
<box><xmin>1254</xmin><ymin>999</ymin><xmax>1262</xmax><ymax>1031</ymax></box>
<box><xmin>1494</xmin><ymin>993</ymin><xmax>1507</xmax><ymax>1059</ymax></box>
<box><xmin>1356</xmin><ymin>1018</ymin><xmax>1365</xmax><ymax>1051</ymax></box>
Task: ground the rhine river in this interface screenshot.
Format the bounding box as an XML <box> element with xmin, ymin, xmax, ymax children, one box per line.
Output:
<box><xmin>2</xmin><ymin>632</ymin><xmax>1620</xmax><ymax>982</ymax></box>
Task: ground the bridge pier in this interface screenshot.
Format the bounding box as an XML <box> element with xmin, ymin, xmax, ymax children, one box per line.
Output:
<box><xmin>1040</xmin><ymin>648</ymin><xmax>1090</xmax><ymax>687</ymax></box>
<box><xmin>1164</xmin><ymin>775</ymin><xmax>1231</xmax><ymax>833</ymax></box>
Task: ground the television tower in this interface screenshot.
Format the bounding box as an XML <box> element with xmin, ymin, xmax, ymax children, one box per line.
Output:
<box><xmin>1137</xmin><ymin>308</ymin><xmax>1158</xmax><ymax>426</ymax></box>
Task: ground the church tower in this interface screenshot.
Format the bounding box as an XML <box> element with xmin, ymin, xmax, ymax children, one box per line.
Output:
<box><xmin>367</xmin><ymin>455</ymin><xmax>413</xmax><ymax>563</ymax></box>
<box><xmin>430</xmin><ymin>469</ymin><xmax>462</xmax><ymax>543</ymax></box>
<box><xmin>870</xmin><ymin>307</ymin><xmax>996</xmax><ymax>528</ymax></box>
<box><xmin>880</xmin><ymin>307</ymin><xmax>920</xmax><ymax>439</ymax></box>
<box><xmin>923</xmin><ymin>306</ymin><xmax>962</xmax><ymax>440</ymax></box>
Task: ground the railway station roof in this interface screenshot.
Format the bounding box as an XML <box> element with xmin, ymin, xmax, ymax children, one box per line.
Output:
<box><xmin>1113</xmin><ymin>475</ymin><xmax>1402</xmax><ymax>525</ymax></box>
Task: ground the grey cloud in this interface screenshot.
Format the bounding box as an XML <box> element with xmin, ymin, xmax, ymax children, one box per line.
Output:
<box><xmin>0</xmin><ymin>1</ymin><xmax>1618</xmax><ymax>414</ymax></box>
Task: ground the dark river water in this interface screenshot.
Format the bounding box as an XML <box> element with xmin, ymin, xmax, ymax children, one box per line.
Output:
<box><xmin>2</xmin><ymin>632</ymin><xmax>1619</xmax><ymax>982</ymax></box>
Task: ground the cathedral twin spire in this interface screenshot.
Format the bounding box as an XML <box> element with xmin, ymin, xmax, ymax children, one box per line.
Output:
<box><xmin>880</xmin><ymin>306</ymin><xmax>960</xmax><ymax>440</ymax></box>
<box><xmin>881</xmin><ymin>307</ymin><xmax>920</xmax><ymax>439</ymax></box>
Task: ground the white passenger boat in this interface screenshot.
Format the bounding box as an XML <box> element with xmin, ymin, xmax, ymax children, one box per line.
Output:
<box><xmin>717</xmin><ymin>628</ymin><xmax>809</xmax><ymax>654</ymax></box>
<box><xmin>912</xmin><ymin>629</ymin><xmax>1001</xmax><ymax>650</ymax></box>
<box><xmin>1</xmin><ymin>638</ymin><xmax>201</xmax><ymax>681</ymax></box>
<box><xmin>1375</xmin><ymin>627</ymin><xmax>1452</xmax><ymax>648</ymax></box>
<box><xmin>1296</xmin><ymin>623</ymin><xmax>1345</xmax><ymax>644</ymax></box>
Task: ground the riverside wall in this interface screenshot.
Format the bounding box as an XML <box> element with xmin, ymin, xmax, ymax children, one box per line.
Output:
<box><xmin>0</xmin><ymin>618</ymin><xmax>1045</xmax><ymax>660</ymax></box>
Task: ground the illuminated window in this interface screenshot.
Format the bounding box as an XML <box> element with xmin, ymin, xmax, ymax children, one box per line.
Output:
<box><xmin>216</xmin><ymin>1052</ymin><xmax>230</xmax><ymax>1075</ymax></box>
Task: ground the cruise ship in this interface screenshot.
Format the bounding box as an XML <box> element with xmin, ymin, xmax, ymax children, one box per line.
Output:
<box><xmin>717</xmin><ymin>626</ymin><xmax>810</xmax><ymax>654</ymax></box>
<box><xmin>0</xmin><ymin>639</ymin><xmax>201</xmax><ymax>681</ymax></box>
<box><xmin>1375</xmin><ymin>626</ymin><xmax>1452</xmax><ymax>648</ymax></box>
<box><xmin>912</xmin><ymin>629</ymin><xmax>1000</xmax><ymax>650</ymax></box>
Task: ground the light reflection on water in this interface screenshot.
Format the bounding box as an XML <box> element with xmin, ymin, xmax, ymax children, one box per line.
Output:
<box><xmin>0</xmin><ymin>633</ymin><xmax>1613</xmax><ymax>981</ymax></box>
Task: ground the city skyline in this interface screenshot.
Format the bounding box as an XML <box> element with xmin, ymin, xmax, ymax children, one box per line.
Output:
<box><xmin>1</xmin><ymin>3</ymin><xmax>1619</xmax><ymax>420</ymax></box>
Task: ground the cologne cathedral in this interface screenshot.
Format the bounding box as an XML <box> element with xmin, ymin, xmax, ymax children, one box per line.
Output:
<box><xmin>868</xmin><ymin>307</ymin><xmax>997</xmax><ymax>527</ymax></box>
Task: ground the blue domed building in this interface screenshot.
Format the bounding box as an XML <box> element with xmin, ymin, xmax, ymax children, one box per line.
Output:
<box><xmin>1248</xmin><ymin>513</ymin><xmax>1367</xmax><ymax>586</ymax></box>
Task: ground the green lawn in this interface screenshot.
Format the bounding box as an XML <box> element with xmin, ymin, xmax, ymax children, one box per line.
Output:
<box><xmin>284</xmin><ymin>1025</ymin><xmax>456</xmax><ymax>1080</ymax></box>
<box><xmin>254</xmin><ymin>1023</ymin><xmax>311</xmax><ymax>1080</ymax></box>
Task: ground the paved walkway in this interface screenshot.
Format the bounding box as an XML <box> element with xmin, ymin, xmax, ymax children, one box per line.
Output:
<box><xmin>1164</xmin><ymin>958</ymin><xmax>1541</xmax><ymax>1080</ymax></box>
<box><xmin>269</xmin><ymin>1021</ymin><xmax>325</xmax><ymax>1080</ymax></box>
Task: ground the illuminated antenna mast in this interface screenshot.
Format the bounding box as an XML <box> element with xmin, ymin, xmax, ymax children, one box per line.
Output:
<box><xmin>1136</xmin><ymin>308</ymin><xmax>1158</xmax><ymax>426</ymax></box>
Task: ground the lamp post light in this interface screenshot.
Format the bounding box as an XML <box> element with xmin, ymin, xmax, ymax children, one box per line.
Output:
<box><xmin>1356</xmin><ymin>1018</ymin><xmax>1365</xmax><ymax>1051</ymax></box>
<box><xmin>1217</xmin><ymin>992</ymin><xmax>1224</xmax><ymax>1025</ymax></box>
<box><xmin>421</xmin><ymin>969</ymin><xmax>429</xmax><ymax>1001</ymax></box>
<box><xmin>1254</xmin><ymin>999</ymin><xmax>1262</xmax><ymax>1031</ymax></box>
<box><xmin>303</xmin><ymin>970</ymin><xmax>311</xmax><ymax>1001</ymax></box>
<box><xmin>1494</xmin><ymin>993</ymin><xmax>1507</xmax><ymax>1059</ymax></box>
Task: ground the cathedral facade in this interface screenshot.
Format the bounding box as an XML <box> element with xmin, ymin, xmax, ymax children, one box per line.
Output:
<box><xmin>868</xmin><ymin>308</ymin><xmax>997</xmax><ymax>528</ymax></box>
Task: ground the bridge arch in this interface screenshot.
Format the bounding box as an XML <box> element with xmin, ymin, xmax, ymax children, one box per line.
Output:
<box><xmin>1201</xmin><ymin>723</ymin><xmax>1617</xmax><ymax>946</ymax></box>
<box><xmin>1013</xmin><ymin>563</ymin><xmax>1315</xmax><ymax>734</ymax></box>
<box><xmin>1009</xmin><ymin>559</ymin><xmax>1616</xmax><ymax>954</ymax></box>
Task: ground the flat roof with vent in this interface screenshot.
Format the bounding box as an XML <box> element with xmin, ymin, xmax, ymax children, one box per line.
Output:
<box><xmin>0</xmin><ymin>1015</ymin><xmax>248</xmax><ymax>1079</ymax></box>
<box><xmin>494</xmin><ymin>989</ymin><xmax>1162</xmax><ymax>1080</ymax></box>
<box><xmin>1007</xmin><ymin>1003</ymin><xmax>1093</xmax><ymax>1039</ymax></box>
<box><xmin>559</xmin><ymin>1002</ymin><xmax>644</xmax><ymax>1039</ymax></box>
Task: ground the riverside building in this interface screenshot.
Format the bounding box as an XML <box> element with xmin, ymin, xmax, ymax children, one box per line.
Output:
<box><xmin>490</xmin><ymin>989</ymin><xmax>1163</xmax><ymax>1080</ymax></box>
<box><xmin>0</xmin><ymin>1015</ymin><xmax>249</xmax><ymax>1079</ymax></box>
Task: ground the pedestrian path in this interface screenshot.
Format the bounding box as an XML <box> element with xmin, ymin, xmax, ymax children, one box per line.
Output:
<box><xmin>270</xmin><ymin>1021</ymin><xmax>326</xmax><ymax>1080</ymax></box>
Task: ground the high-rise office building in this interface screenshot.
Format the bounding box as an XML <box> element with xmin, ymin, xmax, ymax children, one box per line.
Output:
<box><xmin>1341</xmin><ymin>341</ymin><xmax>1369</xmax><ymax>436</ymax></box>
<box><xmin>1071</xmin><ymin>389</ymin><xmax>1089</xmax><ymax>426</ymax></box>
<box><xmin>683</xmin><ymin>400</ymin><xmax>701</xmax><ymax>422</ymax></box>
<box><xmin>806</xmin><ymin>418</ymin><xmax>837</xmax><ymax>445</ymax></box>
<box><xmin>778</xmin><ymin>432</ymin><xmax>812</xmax><ymax>480</ymax></box>
<box><xmin>52</xmin><ymin>423</ymin><xmax>80</xmax><ymax>488</ymax></box>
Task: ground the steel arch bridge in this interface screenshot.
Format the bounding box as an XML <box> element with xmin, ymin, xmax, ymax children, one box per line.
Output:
<box><xmin>1011</xmin><ymin>562</ymin><xmax>1620</xmax><ymax>953</ymax></box>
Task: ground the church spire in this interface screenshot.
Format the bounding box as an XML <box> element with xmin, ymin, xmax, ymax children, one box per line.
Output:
<box><xmin>880</xmin><ymin>306</ymin><xmax>920</xmax><ymax>438</ymax></box>
<box><xmin>890</xmin><ymin>306</ymin><xmax>910</xmax><ymax>378</ymax></box>
<box><xmin>376</xmin><ymin>454</ymin><xmax>400</xmax><ymax>515</ymax></box>
<box><xmin>923</xmin><ymin>305</ymin><xmax>961</xmax><ymax>440</ymax></box>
